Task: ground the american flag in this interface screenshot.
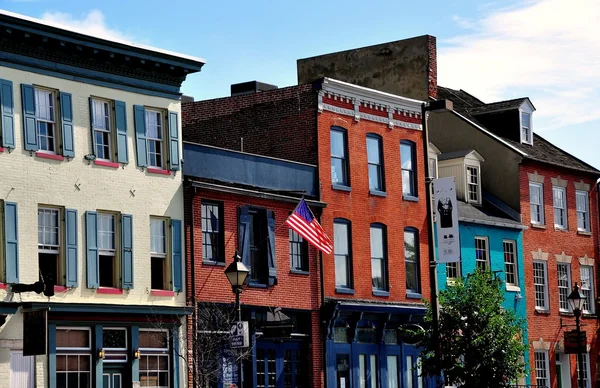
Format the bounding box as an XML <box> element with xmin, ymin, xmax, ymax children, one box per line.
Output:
<box><xmin>286</xmin><ymin>199</ymin><xmax>333</xmax><ymax>254</ymax></box>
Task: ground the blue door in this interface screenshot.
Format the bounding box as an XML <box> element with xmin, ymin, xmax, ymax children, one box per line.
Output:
<box><xmin>402</xmin><ymin>345</ymin><xmax>429</xmax><ymax>388</ymax></box>
<box><xmin>255</xmin><ymin>341</ymin><xmax>306</xmax><ymax>388</ymax></box>
<box><xmin>353</xmin><ymin>344</ymin><xmax>379</xmax><ymax>388</ymax></box>
<box><xmin>102</xmin><ymin>368</ymin><xmax>122</xmax><ymax>388</ymax></box>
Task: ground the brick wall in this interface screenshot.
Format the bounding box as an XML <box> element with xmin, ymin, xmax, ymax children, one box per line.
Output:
<box><xmin>182</xmin><ymin>84</ymin><xmax>319</xmax><ymax>165</ymax></box>
<box><xmin>317</xmin><ymin>110</ymin><xmax>430</xmax><ymax>302</ymax></box>
<box><xmin>520</xmin><ymin>162</ymin><xmax>600</xmax><ymax>386</ymax></box>
<box><xmin>427</xmin><ymin>35</ymin><xmax>437</xmax><ymax>99</ymax></box>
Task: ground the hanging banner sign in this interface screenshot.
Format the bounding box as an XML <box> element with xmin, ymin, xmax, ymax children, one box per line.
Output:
<box><xmin>433</xmin><ymin>177</ymin><xmax>461</xmax><ymax>263</ymax></box>
<box><xmin>564</xmin><ymin>330</ymin><xmax>587</xmax><ymax>354</ymax></box>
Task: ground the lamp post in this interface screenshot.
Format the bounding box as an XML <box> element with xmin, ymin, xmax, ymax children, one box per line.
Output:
<box><xmin>567</xmin><ymin>283</ymin><xmax>586</xmax><ymax>388</ymax></box>
<box><xmin>421</xmin><ymin>99</ymin><xmax>453</xmax><ymax>383</ymax></box>
<box><xmin>224</xmin><ymin>251</ymin><xmax>249</xmax><ymax>388</ymax></box>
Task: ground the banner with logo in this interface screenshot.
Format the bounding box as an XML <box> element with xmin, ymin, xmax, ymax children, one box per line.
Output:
<box><xmin>433</xmin><ymin>177</ymin><xmax>461</xmax><ymax>263</ymax></box>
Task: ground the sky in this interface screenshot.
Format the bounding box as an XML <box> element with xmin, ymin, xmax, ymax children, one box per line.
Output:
<box><xmin>3</xmin><ymin>0</ymin><xmax>599</xmax><ymax>169</ymax></box>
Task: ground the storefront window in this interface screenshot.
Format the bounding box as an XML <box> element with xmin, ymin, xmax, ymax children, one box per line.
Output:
<box><xmin>103</xmin><ymin>328</ymin><xmax>128</xmax><ymax>363</ymax></box>
<box><xmin>336</xmin><ymin>354</ymin><xmax>350</xmax><ymax>388</ymax></box>
<box><xmin>139</xmin><ymin>329</ymin><xmax>170</xmax><ymax>387</ymax></box>
<box><xmin>56</xmin><ymin>327</ymin><xmax>92</xmax><ymax>388</ymax></box>
<box><xmin>387</xmin><ymin>356</ymin><xmax>399</xmax><ymax>388</ymax></box>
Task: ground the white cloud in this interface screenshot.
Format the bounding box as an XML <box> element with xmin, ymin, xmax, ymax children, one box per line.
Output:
<box><xmin>40</xmin><ymin>9</ymin><xmax>131</xmax><ymax>42</ymax></box>
<box><xmin>438</xmin><ymin>0</ymin><xmax>600</xmax><ymax>130</ymax></box>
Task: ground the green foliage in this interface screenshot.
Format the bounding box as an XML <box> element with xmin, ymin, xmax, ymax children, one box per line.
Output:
<box><xmin>420</xmin><ymin>269</ymin><xmax>527</xmax><ymax>387</ymax></box>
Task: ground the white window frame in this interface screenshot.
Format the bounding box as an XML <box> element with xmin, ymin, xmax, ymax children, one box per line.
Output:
<box><xmin>428</xmin><ymin>157</ymin><xmax>437</xmax><ymax>179</ymax></box>
<box><xmin>576</xmin><ymin>353</ymin><xmax>592</xmax><ymax>388</ymax></box>
<box><xmin>102</xmin><ymin>327</ymin><xmax>128</xmax><ymax>352</ymax></box>
<box><xmin>38</xmin><ymin>207</ymin><xmax>60</xmax><ymax>254</ymax></box>
<box><xmin>533</xmin><ymin>260</ymin><xmax>549</xmax><ymax>311</ymax></box>
<box><xmin>557</xmin><ymin>263</ymin><xmax>572</xmax><ymax>312</ymax></box>
<box><xmin>529</xmin><ymin>182</ymin><xmax>544</xmax><ymax>225</ymax></box>
<box><xmin>91</xmin><ymin>98</ymin><xmax>113</xmax><ymax>161</ymax></box>
<box><xmin>97</xmin><ymin>213</ymin><xmax>116</xmax><ymax>258</ymax></box>
<box><xmin>465</xmin><ymin>165</ymin><xmax>480</xmax><ymax>204</ymax></box>
<box><xmin>552</xmin><ymin>186</ymin><xmax>567</xmax><ymax>229</ymax></box>
<box><xmin>580</xmin><ymin>265</ymin><xmax>594</xmax><ymax>314</ymax></box>
<box><xmin>534</xmin><ymin>350</ymin><xmax>550</xmax><ymax>388</ymax></box>
<box><xmin>150</xmin><ymin>217</ymin><xmax>170</xmax><ymax>290</ymax></box>
<box><xmin>503</xmin><ymin>240</ymin><xmax>518</xmax><ymax>287</ymax></box>
<box><xmin>474</xmin><ymin>236</ymin><xmax>489</xmax><ymax>270</ymax></box>
<box><xmin>145</xmin><ymin>109</ymin><xmax>164</xmax><ymax>169</ymax></box>
<box><xmin>576</xmin><ymin>190</ymin><xmax>590</xmax><ymax>232</ymax></box>
<box><xmin>139</xmin><ymin>329</ymin><xmax>170</xmax><ymax>388</ymax></box>
<box><xmin>520</xmin><ymin>110</ymin><xmax>533</xmax><ymax>145</ymax></box>
<box><xmin>446</xmin><ymin>262</ymin><xmax>461</xmax><ymax>282</ymax></box>
<box><xmin>34</xmin><ymin>87</ymin><xmax>57</xmax><ymax>154</ymax></box>
<box><xmin>56</xmin><ymin>327</ymin><xmax>92</xmax><ymax>352</ymax></box>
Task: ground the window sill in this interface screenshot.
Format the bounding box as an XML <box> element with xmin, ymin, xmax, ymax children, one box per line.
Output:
<box><xmin>577</xmin><ymin>230</ymin><xmax>592</xmax><ymax>236</ymax></box>
<box><xmin>202</xmin><ymin>260</ymin><xmax>226</xmax><ymax>267</ymax></box>
<box><xmin>247</xmin><ymin>282</ymin><xmax>268</xmax><ymax>289</ymax></box>
<box><xmin>147</xmin><ymin>167</ymin><xmax>172</xmax><ymax>176</ymax></box>
<box><xmin>290</xmin><ymin>269</ymin><xmax>310</xmax><ymax>276</ymax></box>
<box><xmin>335</xmin><ymin>287</ymin><xmax>355</xmax><ymax>295</ymax></box>
<box><xmin>94</xmin><ymin>159</ymin><xmax>120</xmax><ymax>169</ymax></box>
<box><xmin>151</xmin><ymin>290</ymin><xmax>175</xmax><ymax>297</ymax></box>
<box><xmin>506</xmin><ymin>285</ymin><xmax>521</xmax><ymax>292</ymax></box>
<box><xmin>559</xmin><ymin>311</ymin><xmax>574</xmax><ymax>317</ymax></box>
<box><xmin>97</xmin><ymin>287</ymin><xmax>123</xmax><ymax>295</ymax></box>
<box><xmin>372</xmin><ymin>290</ymin><xmax>390</xmax><ymax>297</ymax></box>
<box><xmin>535</xmin><ymin>308</ymin><xmax>550</xmax><ymax>315</ymax></box>
<box><xmin>36</xmin><ymin>151</ymin><xmax>64</xmax><ymax>161</ymax></box>
<box><xmin>0</xmin><ymin>147</ymin><xmax>4</xmax><ymax>153</ymax></box>
<box><xmin>554</xmin><ymin>226</ymin><xmax>568</xmax><ymax>232</ymax></box>
<box><xmin>530</xmin><ymin>223</ymin><xmax>546</xmax><ymax>230</ymax></box>
<box><xmin>54</xmin><ymin>286</ymin><xmax>68</xmax><ymax>293</ymax></box>
<box><xmin>583</xmin><ymin>313</ymin><xmax>596</xmax><ymax>319</ymax></box>
<box><xmin>369</xmin><ymin>190</ymin><xmax>387</xmax><ymax>197</ymax></box>
<box><xmin>0</xmin><ymin>283</ymin><xmax>6</xmax><ymax>290</ymax></box>
<box><xmin>406</xmin><ymin>292</ymin><xmax>422</xmax><ymax>299</ymax></box>
<box><xmin>332</xmin><ymin>184</ymin><xmax>351</xmax><ymax>192</ymax></box>
<box><xmin>403</xmin><ymin>195</ymin><xmax>419</xmax><ymax>202</ymax></box>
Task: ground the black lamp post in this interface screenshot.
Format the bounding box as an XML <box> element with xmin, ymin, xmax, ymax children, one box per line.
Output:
<box><xmin>567</xmin><ymin>283</ymin><xmax>586</xmax><ymax>388</ymax></box>
<box><xmin>421</xmin><ymin>99</ymin><xmax>453</xmax><ymax>383</ymax></box>
<box><xmin>224</xmin><ymin>251</ymin><xmax>249</xmax><ymax>388</ymax></box>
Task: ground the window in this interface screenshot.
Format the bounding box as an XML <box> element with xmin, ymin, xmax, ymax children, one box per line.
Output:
<box><xmin>103</xmin><ymin>328</ymin><xmax>128</xmax><ymax>363</ymax></box>
<box><xmin>466</xmin><ymin>166</ymin><xmax>480</xmax><ymax>203</ymax></box>
<box><xmin>581</xmin><ymin>265</ymin><xmax>594</xmax><ymax>314</ymax></box>
<box><xmin>529</xmin><ymin>182</ymin><xmax>544</xmax><ymax>224</ymax></box>
<box><xmin>366</xmin><ymin>134</ymin><xmax>384</xmax><ymax>192</ymax></box>
<box><xmin>248</xmin><ymin>209</ymin><xmax>269</xmax><ymax>284</ymax></box>
<box><xmin>577</xmin><ymin>353</ymin><xmax>591</xmax><ymax>388</ymax></box>
<box><xmin>557</xmin><ymin>263</ymin><xmax>571</xmax><ymax>312</ymax></box>
<box><xmin>334</xmin><ymin>219</ymin><xmax>352</xmax><ymax>289</ymax></box>
<box><xmin>534</xmin><ymin>351</ymin><xmax>549</xmax><ymax>387</ymax></box>
<box><xmin>289</xmin><ymin>228</ymin><xmax>308</xmax><ymax>272</ymax></box>
<box><xmin>35</xmin><ymin>88</ymin><xmax>57</xmax><ymax>153</ymax></box>
<box><xmin>503</xmin><ymin>240</ymin><xmax>518</xmax><ymax>287</ymax></box>
<box><xmin>401</xmin><ymin>141</ymin><xmax>417</xmax><ymax>197</ymax></box>
<box><xmin>56</xmin><ymin>327</ymin><xmax>92</xmax><ymax>388</ymax></box>
<box><xmin>405</xmin><ymin>228</ymin><xmax>420</xmax><ymax>294</ymax></box>
<box><xmin>98</xmin><ymin>213</ymin><xmax>117</xmax><ymax>288</ymax></box>
<box><xmin>38</xmin><ymin>207</ymin><xmax>62</xmax><ymax>286</ymax></box>
<box><xmin>146</xmin><ymin>109</ymin><xmax>164</xmax><ymax>169</ymax></box>
<box><xmin>475</xmin><ymin>237</ymin><xmax>489</xmax><ymax>270</ymax></box>
<box><xmin>428</xmin><ymin>158</ymin><xmax>437</xmax><ymax>179</ymax></box>
<box><xmin>370</xmin><ymin>224</ymin><xmax>387</xmax><ymax>291</ymax></box>
<box><xmin>330</xmin><ymin>127</ymin><xmax>349</xmax><ymax>187</ymax></box>
<box><xmin>139</xmin><ymin>329</ymin><xmax>170</xmax><ymax>387</ymax></box>
<box><xmin>446</xmin><ymin>262</ymin><xmax>461</xmax><ymax>281</ymax></box>
<box><xmin>533</xmin><ymin>261</ymin><xmax>549</xmax><ymax>310</ymax></box>
<box><xmin>553</xmin><ymin>186</ymin><xmax>567</xmax><ymax>229</ymax></box>
<box><xmin>151</xmin><ymin>218</ymin><xmax>169</xmax><ymax>290</ymax></box>
<box><xmin>576</xmin><ymin>191</ymin><xmax>590</xmax><ymax>232</ymax></box>
<box><xmin>201</xmin><ymin>202</ymin><xmax>223</xmax><ymax>262</ymax></box>
<box><xmin>521</xmin><ymin>112</ymin><xmax>532</xmax><ymax>144</ymax></box>
<box><xmin>91</xmin><ymin>98</ymin><xmax>112</xmax><ymax>161</ymax></box>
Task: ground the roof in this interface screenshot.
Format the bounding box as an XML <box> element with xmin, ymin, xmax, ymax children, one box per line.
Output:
<box><xmin>0</xmin><ymin>9</ymin><xmax>206</xmax><ymax>65</ymax></box>
<box><xmin>469</xmin><ymin>98</ymin><xmax>531</xmax><ymax>114</ymax></box>
<box><xmin>457</xmin><ymin>200</ymin><xmax>524</xmax><ymax>229</ymax></box>
<box><xmin>437</xmin><ymin>86</ymin><xmax>485</xmax><ymax>110</ymax></box>
<box><xmin>438</xmin><ymin>149</ymin><xmax>484</xmax><ymax>162</ymax></box>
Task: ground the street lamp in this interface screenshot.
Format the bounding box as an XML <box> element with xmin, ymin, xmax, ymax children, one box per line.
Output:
<box><xmin>224</xmin><ymin>251</ymin><xmax>249</xmax><ymax>388</ymax></box>
<box><xmin>421</xmin><ymin>99</ymin><xmax>453</xmax><ymax>384</ymax></box>
<box><xmin>567</xmin><ymin>283</ymin><xmax>586</xmax><ymax>388</ymax></box>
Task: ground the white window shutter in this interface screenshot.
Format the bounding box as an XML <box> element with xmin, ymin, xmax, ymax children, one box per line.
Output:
<box><xmin>10</xmin><ymin>351</ymin><xmax>34</xmax><ymax>388</ymax></box>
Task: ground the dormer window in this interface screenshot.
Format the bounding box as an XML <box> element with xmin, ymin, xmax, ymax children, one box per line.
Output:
<box><xmin>466</xmin><ymin>166</ymin><xmax>480</xmax><ymax>204</ymax></box>
<box><xmin>521</xmin><ymin>111</ymin><xmax>532</xmax><ymax>145</ymax></box>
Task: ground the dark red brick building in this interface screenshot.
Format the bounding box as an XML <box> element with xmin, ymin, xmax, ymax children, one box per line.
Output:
<box><xmin>183</xmin><ymin>72</ymin><xmax>436</xmax><ymax>388</ymax></box>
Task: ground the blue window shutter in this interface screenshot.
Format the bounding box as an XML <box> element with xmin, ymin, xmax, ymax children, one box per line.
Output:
<box><xmin>168</xmin><ymin>111</ymin><xmax>180</xmax><ymax>171</ymax></box>
<box><xmin>65</xmin><ymin>209</ymin><xmax>78</xmax><ymax>287</ymax></box>
<box><xmin>172</xmin><ymin>219</ymin><xmax>182</xmax><ymax>292</ymax></box>
<box><xmin>60</xmin><ymin>92</ymin><xmax>74</xmax><ymax>157</ymax></box>
<box><xmin>267</xmin><ymin>210</ymin><xmax>277</xmax><ymax>286</ymax></box>
<box><xmin>238</xmin><ymin>206</ymin><xmax>251</xmax><ymax>268</ymax></box>
<box><xmin>21</xmin><ymin>84</ymin><xmax>38</xmax><ymax>151</ymax></box>
<box><xmin>115</xmin><ymin>100</ymin><xmax>129</xmax><ymax>164</ymax></box>
<box><xmin>133</xmin><ymin>105</ymin><xmax>147</xmax><ymax>167</ymax></box>
<box><xmin>121</xmin><ymin>214</ymin><xmax>134</xmax><ymax>289</ymax></box>
<box><xmin>86</xmin><ymin>211</ymin><xmax>99</xmax><ymax>288</ymax></box>
<box><xmin>88</xmin><ymin>98</ymin><xmax>97</xmax><ymax>157</ymax></box>
<box><xmin>0</xmin><ymin>79</ymin><xmax>15</xmax><ymax>149</ymax></box>
<box><xmin>4</xmin><ymin>201</ymin><xmax>18</xmax><ymax>284</ymax></box>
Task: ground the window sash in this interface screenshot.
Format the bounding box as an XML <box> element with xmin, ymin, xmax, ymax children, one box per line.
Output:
<box><xmin>576</xmin><ymin>353</ymin><xmax>591</xmax><ymax>388</ymax></box>
<box><xmin>404</xmin><ymin>230</ymin><xmax>419</xmax><ymax>293</ymax></box>
<box><xmin>289</xmin><ymin>229</ymin><xmax>307</xmax><ymax>271</ymax></box>
<box><xmin>535</xmin><ymin>351</ymin><xmax>549</xmax><ymax>387</ymax></box>
<box><xmin>503</xmin><ymin>240</ymin><xmax>517</xmax><ymax>286</ymax></box>
<box><xmin>331</xmin><ymin>129</ymin><xmax>348</xmax><ymax>186</ymax></box>
<box><xmin>446</xmin><ymin>262</ymin><xmax>461</xmax><ymax>280</ymax></box>
<box><xmin>97</xmin><ymin>213</ymin><xmax>116</xmax><ymax>251</ymax></box>
<box><xmin>371</xmin><ymin>226</ymin><xmax>387</xmax><ymax>290</ymax></box>
<box><xmin>201</xmin><ymin>203</ymin><xmax>221</xmax><ymax>261</ymax></box>
<box><xmin>580</xmin><ymin>265</ymin><xmax>594</xmax><ymax>314</ymax></box>
<box><xmin>466</xmin><ymin>166</ymin><xmax>479</xmax><ymax>203</ymax></box>
<box><xmin>553</xmin><ymin>187</ymin><xmax>567</xmax><ymax>228</ymax></box>
<box><xmin>35</xmin><ymin>88</ymin><xmax>55</xmax><ymax>122</ymax></box>
<box><xmin>150</xmin><ymin>218</ymin><xmax>167</xmax><ymax>255</ymax></box>
<box><xmin>521</xmin><ymin>112</ymin><xmax>531</xmax><ymax>143</ymax></box>
<box><xmin>428</xmin><ymin>158</ymin><xmax>437</xmax><ymax>179</ymax></box>
<box><xmin>92</xmin><ymin>99</ymin><xmax>112</xmax><ymax>160</ymax></box>
<box><xmin>334</xmin><ymin>221</ymin><xmax>351</xmax><ymax>288</ymax></box>
<box><xmin>576</xmin><ymin>191</ymin><xmax>589</xmax><ymax>232</ymax></box>
<box><xmin>529</xmin><ymin>183</ymin><xmax>544</xmax><ymax>224</ymax></box>
<box><xmin>38</xmin><ymin>208</ymin><xmax>60</xmax><ymax>250</ymax></box>
<box><xmin>475</xmin><ymin>237</ymin><xmax>489</xmax><ymax>269</ymax></box>
<box><xmin>557</xmin><ymin>263</ymin><xmax>571</xmax><ymax>312</ymax></box>
<box><xmin>401</xmin><ymin>143</ymin><xmax>416</xmax><ymax>196</ymax></box>
<box><xmin>146</xmin><ymin>110</ymin><xmax>163</xmax><ymax>168</ymax></box>
<box><xmin>533</xmin><ymin>261</ymin><xmax>548</xmax><ymax>310</ymax></box>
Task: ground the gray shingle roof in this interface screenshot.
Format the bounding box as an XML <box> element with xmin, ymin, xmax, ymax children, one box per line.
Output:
<box><xmin>438</xmin><ymin>149</ymin><xmax>475</xmax><ymax>161</ymax></box>
<box><xmin>457</xmin><ymin>201</ymin><xmax>523</xmax><ymax>229</ymax></box>
<box><xmin>469</xmin><ymin>98</ymin><xmax>528</xmax><ymax>114</ymax></box>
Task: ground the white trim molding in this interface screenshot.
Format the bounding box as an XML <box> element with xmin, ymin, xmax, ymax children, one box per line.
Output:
<box><xmin>532</xmin><ymin>338</ymin><xmax>551</xmax><ymax>350</ymax></box>
<box><xmin>528</xmin><ymin>171</ymin><xmax>545</xmax><ymax>184</ymax></box>
<box><xmin>532</xmin><ymin>248</ymin><xmax>549</xmax><ymax>261</ymax></box>
<box><xmin>551</xmin><ymin>176</ymin><xmax>568</xmax><ymax>188</ymax></box>
<box><xmin>579</xmin><ymin>255</ymin><xmax>594</xmax><ymax>267</ymax></box>
<box><xmin>555</xmin><ymin>251</ymin><xmax>573</xmax><ymax>264</ymax></box>
<box><xmin>575</xmin><ymin>180</ymin><xmax>591</xmax><ymax>192</ymax></box>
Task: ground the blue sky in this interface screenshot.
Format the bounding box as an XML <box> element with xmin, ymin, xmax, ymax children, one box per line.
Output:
<box><xmin>5</xmin><ymin>0</ymin><xmax>600</xmax><ymax>169</ymax></box>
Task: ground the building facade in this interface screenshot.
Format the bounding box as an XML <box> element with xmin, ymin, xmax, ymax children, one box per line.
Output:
<box><xmin>0</xmin><ymin>10</ymin><xmax>203</xmax><ymax>388</ymax></box>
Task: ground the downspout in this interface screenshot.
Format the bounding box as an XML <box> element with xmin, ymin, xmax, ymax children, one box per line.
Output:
<box><xmin>187</xmin><ymin>183</ymin><xmax>198</xmax><ymax>388</ymax></box>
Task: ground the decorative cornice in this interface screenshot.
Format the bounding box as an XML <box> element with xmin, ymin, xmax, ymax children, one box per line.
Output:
<box><xmin>579</xmin><ymin>254</ymin><xmax>594</xmax><ymax>267</ymax></box>
<box><xmin>528</xmin><ymin>171</ymin><xmax>545</xmax><ymax>184</ymax></box>
<box><xmin>574</xmin><ymin>179</ymin><xmax>591</xmax><ymax>192</ymax></box>
<box><xmin>551</xmin><ymin>176</ymin><xmax>568</xmax><ymax>188</ymax></box>
<box><xmin>555</xmin><ymin>251</ymin><xmax>572</xmax><ymax>264</ymax></box>
<box><xmin>532</xmin><ymin>248</ymin><xmax>549</xmax><ymax>261</ymax></box>
<box><xmin>532</xmin><ymin>338</ymin><xmax>551</xmax><ymax>350</ymax></box>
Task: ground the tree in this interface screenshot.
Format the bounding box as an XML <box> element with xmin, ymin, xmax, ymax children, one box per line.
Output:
<box><xmin>420</xmin><ymin>269</ymin><xmax>528</xmax><ymax>387</ymax></box>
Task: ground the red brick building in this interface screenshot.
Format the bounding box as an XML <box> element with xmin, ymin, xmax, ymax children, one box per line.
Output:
<box><xmin>183</xmin><ymin>76</ymin><xmax>436</xmax><ymax>388</ymax></box>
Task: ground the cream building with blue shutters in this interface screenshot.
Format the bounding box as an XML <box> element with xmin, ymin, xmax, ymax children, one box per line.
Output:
<box><xmin>0</xmin><ymin>10</ymin><xmax>204</xmax><ymax>388</ymax></box>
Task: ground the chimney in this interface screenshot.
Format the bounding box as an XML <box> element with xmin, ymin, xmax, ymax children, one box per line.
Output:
<box><xmin>181</xmin><ymin>95</ymin><xmax>195</xmax><ymax>103</ymax></box>
<box><xmin>231</xmin><ymin>81</ymin><xmax>278</xmax><ymax>97</ymax></box>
